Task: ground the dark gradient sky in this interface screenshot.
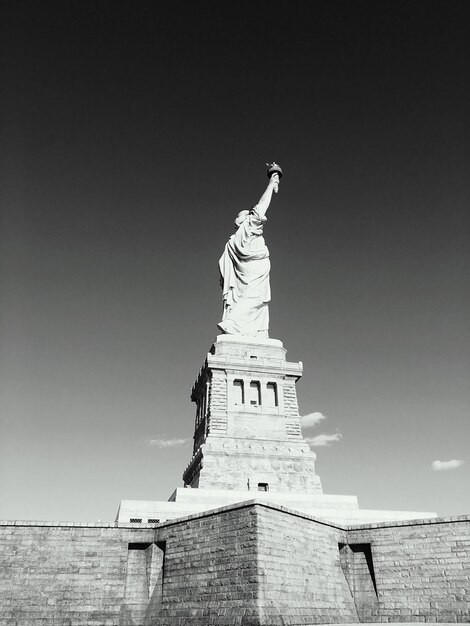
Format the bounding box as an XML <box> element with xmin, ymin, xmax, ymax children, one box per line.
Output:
<box><xmin>1</xmin><ymin>1</ymin><xmax>469</xmax><ymax>522</ymax></box>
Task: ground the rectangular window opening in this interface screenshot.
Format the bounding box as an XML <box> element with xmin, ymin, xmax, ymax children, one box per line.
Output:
<box><xmin>233</xmin><ymin>379</ymin><xmax>245</xmax><ymax>405</ymax></box>
<box><xmin>258</xmin><ymin>482</ymin><xmax>269</xmax><ymax>491</ymax></box>
<box><xmin>266</xmin><ymin>382</ymin><xmax>278</xmax><ymax>407</ymax></box>
<box><xmin>128</xmin><ymin>542</ymin><xmax>151</xmax><ymax>550</ymax></box>
<box><xmin>249</xmin><ymin>381</ymin><xmax>261</xmax><ymax>406</ymax></box>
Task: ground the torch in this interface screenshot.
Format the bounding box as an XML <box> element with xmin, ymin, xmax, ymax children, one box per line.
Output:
<box><xmin>266</xmin><ymin>162</ymin><xmax>283</xmax><ymax>193</ymax></box>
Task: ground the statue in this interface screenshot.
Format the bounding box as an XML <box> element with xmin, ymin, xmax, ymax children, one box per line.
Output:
<box><xmin>217</xmin><ymin>163</ymin><xmax>282</xmax><ymax>337</ymax></box>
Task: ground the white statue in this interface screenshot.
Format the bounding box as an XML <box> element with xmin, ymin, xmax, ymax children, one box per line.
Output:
<box><xmin>218</xmin><ymin>164</ymin><xmax>282</xmax><ymax>337</ymax></box>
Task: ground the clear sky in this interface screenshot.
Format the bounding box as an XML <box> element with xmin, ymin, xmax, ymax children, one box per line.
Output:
<box><xmin>1</xmin><ymin>1</ymin><xmax>469</xmax><ymax>522</ymax></box>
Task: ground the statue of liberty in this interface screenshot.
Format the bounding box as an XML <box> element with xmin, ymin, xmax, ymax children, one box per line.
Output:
<box><xmin>217</xmin><ymin>163</ymin><xmax>282</xmax><ymax>338</ymax></box>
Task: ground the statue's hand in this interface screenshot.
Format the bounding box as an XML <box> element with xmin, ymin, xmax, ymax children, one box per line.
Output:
<box><xmin>270</xmin><ymin>172</ymin><xmax>280</xmax><ymax>194</ymax></box>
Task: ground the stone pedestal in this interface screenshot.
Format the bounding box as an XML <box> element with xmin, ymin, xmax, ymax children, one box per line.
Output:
<box><xmin>116</xmin><ymin>335</ymin><xmax>437</xmax><ymax>525</ymax></box>
<box><xmin>182</xmin><ymin>335</ymin><xmax>323</xmax><ymax>494</ymax></box>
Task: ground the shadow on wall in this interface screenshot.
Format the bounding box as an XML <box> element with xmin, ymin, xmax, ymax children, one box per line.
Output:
<box><xmin>119</xmin><ymin>541</ymin><xmax>165</xmax><ymax>626</ymax></box>
<box><xmin>339</xmin><ymin>542</ymin><xmax>378</xmax><ymax>618</ymax></box>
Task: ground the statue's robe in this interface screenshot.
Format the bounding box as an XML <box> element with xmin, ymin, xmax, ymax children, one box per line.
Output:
<box><xmin>218</xmin><ymin>206</ymin><xmax>271</xmax><ymax>336</ymax></box>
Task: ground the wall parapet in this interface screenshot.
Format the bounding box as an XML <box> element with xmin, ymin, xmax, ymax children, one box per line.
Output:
<box><xmin>2</xmin><ymin>503</ymin><xmax>467</xmax><ymax>531</ymax></box>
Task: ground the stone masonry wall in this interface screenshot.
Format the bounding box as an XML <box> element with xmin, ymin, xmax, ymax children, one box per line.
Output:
<box><xmin>282</xmin><ymin>379</ymin><xmax>299</xmax><ymax>417</ymax></box>
<box><xmin>1</xmin><ymin>506</ymin><xmax>469</xmax><ymax>625</ymax></box>
<box><xmin>283</xmin><ymin>378</ymin><xmax>303</xmax><ymax>440</ymax></box>
<box><xmin>0</xmin><ymin>521</ymin><xmax>156</xmax><ymax>626</ymax></box>
<box><xmin>255</xmin><ymin>504</ymin><xmax>359</xmax><ymax>624</ymax></box>
<box><xmin>0</xmin><ymin>505</ymin><xmax>261</xmax><ymax>626</ymax></box>
<box><xmin>347</xmin><ymin>515</ymin><xmax>470</xmax><ymax>623</ymax></box>
<box><xmin>154</xmin><ymin>504</ymin><xmax>260</xmax><ymax>625</ymax></box>
<box><xmin>208</xmin><ymin>371</ymin><xmax>227</xmax><ymax>417</ymax></box>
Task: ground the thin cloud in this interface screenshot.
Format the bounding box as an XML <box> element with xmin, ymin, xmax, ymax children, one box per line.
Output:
<box><xmin>149</xmin><ymin>438</ymin><xmax>189</xmax><ymax>448</ymax></box>
<box><xmin>301</xmin><ymin>412</ymin><xmax>327</xmax><ymax>429</ymax></box>
<box><xmin>305</xmin><ymin>432</ymin><xmax>342</xmax><ymax>447</ymax></box>
<box><xmin>431</xmin><ymin>459</ymin><xmax>464</xmax><ymax>471</ymax></box>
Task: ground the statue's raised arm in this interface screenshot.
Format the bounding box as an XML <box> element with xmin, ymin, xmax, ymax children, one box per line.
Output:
<box><xmin>217</xmin><ymin>163</ymin><xmax>283</xmax><ymax>338</ymax></box>
<box><xmin>254</xmin><ymin>172</ymin><xmax>279</xmax><ymax>219</ymax></box>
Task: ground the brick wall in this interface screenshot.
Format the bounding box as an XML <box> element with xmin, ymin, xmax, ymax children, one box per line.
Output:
<box><xmin>282</xmin><ymin>379</ymin><xmax>299</xmax><ymax>417</ymax></box>
<box><xmin>0</xmin><ymin>505</ymin><xmax>261</xmax><ymax>626</ymax></box>
<box><xmin>155</xmin><ymin>504</ymin><xmax>260</xmax><ymax>625</ymax></box>
<box><xmin>348</xmin><ymin>515</ymin><xmax>470</xmax><ymax>623</ymax></box>
<box><xmin>209</xmin><ymin>371</ymin><xmax>227</xmax><ymax>414</ymax></box>
<box><xmin>255</xmin><ymin>505</ymin><xmax>359</xmax><ymax>624</ymax></box>
<box><xmin>1</xmin><ymin>505</ymin><xmax>469</xmax><ymax>625</ymax></box>
<box><xmin>0</xmin><ymin>521</ymin><xmax>156</xmax><ymax>626</ymax></box>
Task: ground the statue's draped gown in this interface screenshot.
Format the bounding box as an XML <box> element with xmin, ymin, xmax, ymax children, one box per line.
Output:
<box><xmin>218</xmin><ymin>206</ymin><xmax>271</xmax><ymax>336</ymax></box>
